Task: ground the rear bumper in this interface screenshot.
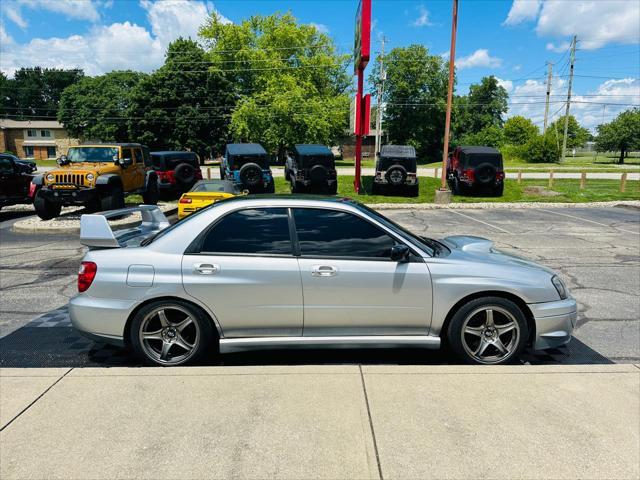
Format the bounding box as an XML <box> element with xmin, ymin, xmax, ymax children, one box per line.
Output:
<box><xmin>39</xmin><ymin>187</ymin><xmax>98</xmax><ymax>205</ymax></box>
<box><xmin>529</xmin><ymin>298</ymin><xmax>578</xmax><ymax>350</ymax></box>
<box><xmin>69</xmin><ymin>294</ymin><xmax>136</xmax><ymax>346</ymax></box>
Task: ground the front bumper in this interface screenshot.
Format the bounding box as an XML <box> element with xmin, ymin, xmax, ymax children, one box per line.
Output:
<box><xmin>39</xmin><ymin>186</ymin><xmax>98</xmax><ymax>205</ymax></box>
<box><xmin>529</xmin><ymin>297</ymin><xmax>578</xmax><ymax>350</ymax></box>
<box><xmin>69</xmin><ymin>294</ymin><xmax>137</xmax><ymax>347</ymax></box>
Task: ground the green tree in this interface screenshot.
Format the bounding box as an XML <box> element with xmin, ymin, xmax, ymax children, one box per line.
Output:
<box><xmin>0</xmin><ymin>67</ymin><xmax>84</xmax><ymax>119</ymax></box>
<box><xmin>200</xmin><ymin>13</ymin><xmax>351</xmax><ymax>156</ymax></box>
<box><xmin>504</xmin><ymin>115</ymin><xmax>539</xmax><ymax>145</ymax></box>
<box><xmin>128</xmin><ymin>39</ymin><xmax>234</xmax><ymax>161</ymax></box>
<box><xmin>369</xmin><ymin>44</ymin><xmax>449</xmax><ymax>160</ymax></box>
<box><xmin>548</xmin><ymin>115</ymin><xmax>590</xmax><ymax>150</ymax></box>
<box><xmin>457</xmin><ymin>76</ymin><xmax>508</xmax><ymax>135</ymax></box>
<box><xmin>523</xmin><ymin>133</ymin><xmax>560</xmax><ymax>163</ymax></box>
<box><xmin>457</xmin><ymin>125</ymin><xmax>505</xmax><ymax>149</ymax></box>
<box><xmin>595</xmin><ymin>108</ymin><xmax>640</xmax><ymax>164</ymax></box>
<box><xmin>58</xmin><ymin>71</ymin><xmax>145</xmax><ymax>141</ymax></box>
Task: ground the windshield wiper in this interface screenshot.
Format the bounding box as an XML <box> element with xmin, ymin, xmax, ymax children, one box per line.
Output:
<box><xmin>420</xmin><ymin>236</ymin><xmax>447</xmax><ymax>257</ymax></box>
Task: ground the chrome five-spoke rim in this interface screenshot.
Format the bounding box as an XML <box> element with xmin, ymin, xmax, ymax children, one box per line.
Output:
<box><xmin>139</xmin><ymin>306</ymin><xmax>200</xmax><ymax>365</ymax></box>
<box><xmin>461</xmin><ymin>306</ymin><xmax>520</xmax><ymax>364</ymax></box>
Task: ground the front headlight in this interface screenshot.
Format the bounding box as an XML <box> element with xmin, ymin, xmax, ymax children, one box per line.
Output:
<box><xmin>86</xmin><ymin>173</ymin><xmax>94</xmax><ymax>181</ymax></box>
<box><xmin>46</xmin><ymin>173</ymin><xmax>55</xmax><ymax>182</ymax></box>
<box><xmin>551</xmin><ymin>275</ymin><xmax>567</xmax><ymax>300</ymax></box>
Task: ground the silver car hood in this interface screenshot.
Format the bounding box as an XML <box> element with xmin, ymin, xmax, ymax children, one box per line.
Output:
<box><xmin>441</xmin><ymin>235</ymin><xmax>555</xmax><ymax>276</ymax></box>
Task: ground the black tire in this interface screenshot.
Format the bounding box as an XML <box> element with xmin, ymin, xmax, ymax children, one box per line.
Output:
<box><xmin>219</xmin><ymin>165</ymin><xmax>225</xmax><ymax>180</ymax></box>
<box><xmin>239</xmin><ymin>163</ymin><xmax>263</xmax><ymax>187</ymax></box>
<box><xmin>130</xmin><ymin>300</ymin><xmax>215</xmax><ymax>366</ymax></box>
<box><xmin>265</xmin><ymin>181</ymin><xmax>276</xmax><ymax>194</ymax></box>
<box><xmin>308</xmin><ymin>165</ymin><xmax>329</xmax><ymax>185</ymax></box>
<box><xmin>493</xmin><ymin>183</ymin><xmax>504</xmax><ymax>197</ymax></box>
<box><xmin>447</xmin><ymin>296</ymin><xmax>528</xmax><ymax>365</ymax></box>
<box><xmin>34</xmin><ymin>191</ymin><xmax>61</xmax><ymax>220</ymax></box>
<box><xmin>174</xmin><ymin>163</ymin><xmax>196</xmax><ymax>188</ymax></box>
<box><xmin>326</xmin><ymin>182</ymin><xmax>338</xmax><ymax>195</ymax></box>
<box><xmin>100</xmin><ymin>185</ymin><xmax>124</xmax><ymax>211</ymax></box>
<box><xmin>284</xmin><ymin>167</ymin><xmax>291</xmax><ymax>181</ymax></box>
<box><xmin>406</xmin><ymin>184</ymin><xmax>419</xmax><ymax>197</ymax></box>
<box><xmin>142</xmin><ymin>177</ymin><xmax>159</xmax><ymax>205</ymax></box>
<box><xmin>385</xmin><ymin>165</ymin><xmax>407</xmax><ymax>187</ymax></box>
<box><xmin>452</xmin><ymin>176</ymin><xmax>461</xmax><ymax>195</ymax></box>
<box><xmin>474</xmin><ymin>163</ymin><xmax>497</xmax><ymax>185</ymax></box>
<box><xmin>371</xmin><ymin>183</ymin><xmax>383</xmax><ymax>195</ymax></box>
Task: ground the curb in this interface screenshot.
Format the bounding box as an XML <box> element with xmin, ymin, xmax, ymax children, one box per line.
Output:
<box><xmin>11</xmin><ymin>206</ymin><xmax>178</xmax><ymax>234</ymax></box>
<box><xmin>369</xmin><ymin>200</ymin><xmax>640</xmax><ymax>210</ymax></box>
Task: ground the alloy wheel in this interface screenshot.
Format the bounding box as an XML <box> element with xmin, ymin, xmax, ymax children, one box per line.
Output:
<box><xmin>460</xmin><ymin>306</ymin><xmax>520</xmax><ymax>364</ymax></box>
<box><xmin>138</xmin><ymin>305</ymin><xmax>200</xmax><ymax>365</ymax></box>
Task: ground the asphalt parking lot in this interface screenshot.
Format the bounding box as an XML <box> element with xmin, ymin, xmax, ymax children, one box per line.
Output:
<box><xmin>1</xmin><ymin>205</ymin><xmax>638</xmax><ymax>367</ymax></box>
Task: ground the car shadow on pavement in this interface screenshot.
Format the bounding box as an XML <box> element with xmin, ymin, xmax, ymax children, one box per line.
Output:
<box><xmin>0</xmin><ymin>320</ymin><xmax>615</xmax><ymax>368</ymax></box>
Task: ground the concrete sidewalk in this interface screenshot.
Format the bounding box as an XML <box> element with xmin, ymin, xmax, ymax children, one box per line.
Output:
<box><xmin>1</xmin><ymin>365</ymin><xmax>639</xmax><ymax>479</ymax></box>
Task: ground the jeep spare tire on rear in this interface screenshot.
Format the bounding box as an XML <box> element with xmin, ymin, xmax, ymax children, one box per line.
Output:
<box><xmin>174</xmin><ymin>163</ymin><xmax>196</xmax><ymax>187</ymax></box>
<box><xmin>239</xmin><ymin>163</ymin><xmax>263</xmax><ymax>187</ymax></box>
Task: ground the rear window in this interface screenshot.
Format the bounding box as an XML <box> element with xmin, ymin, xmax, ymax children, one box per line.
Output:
<box><xmin>464</xmin><ymin>153</ymin><xmax>503</xmax><ymax>167</ymax></box>
<box><xmin>191</xmin><ymin>181</ymin><xmax>237</xmax><ymax>193</ymax></box>
<box><xmin>152</xmin><ymin>153</ymin><xmax>198</xmax><ymax>170</ymax></box>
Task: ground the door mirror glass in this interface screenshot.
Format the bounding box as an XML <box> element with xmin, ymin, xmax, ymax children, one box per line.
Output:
<box><xmin>119</xmin><ymin>157</ymin><xmax>133</xmax><ymax>168</ymax></box>
<box><xmin>390</xmin><ymin>244</ymin><xmax>410</xmax><ymax>262</ymax></box>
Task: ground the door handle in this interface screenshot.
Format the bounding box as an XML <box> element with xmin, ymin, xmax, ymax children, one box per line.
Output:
<box><xmin>194</xmin><ymin>263</ymin><xmax>219</xmax><ymax>275</ymax></box>
<box><xmin>311</xmin><ymin>265</ymin><xmax>337</xmax><ymax>277</ymax></box>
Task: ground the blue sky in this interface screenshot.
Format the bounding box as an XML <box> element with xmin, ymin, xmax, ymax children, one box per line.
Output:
<box><xmin>1</xmin><ymin>0</ymin><xmax>639</xmax><ymax>130</ymax></box>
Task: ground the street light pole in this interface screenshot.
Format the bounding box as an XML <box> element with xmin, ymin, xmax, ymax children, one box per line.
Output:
<box><xmin>437</xmin><ymin>0</ymin><xmax>458</xmax><ymax>202</ymax></box>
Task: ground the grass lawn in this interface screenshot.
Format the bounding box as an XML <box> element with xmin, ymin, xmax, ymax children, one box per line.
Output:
<box><xmin>272</xmin><ymin>176</ymin><xmax>640</xmax><ymax>204</ymax></box>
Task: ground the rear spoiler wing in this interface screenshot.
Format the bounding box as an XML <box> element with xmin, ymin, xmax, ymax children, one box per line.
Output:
<box><xmin>80</xmin><ymin>205</ymin><xmax>170</xmax><ymax>248</ymax></box>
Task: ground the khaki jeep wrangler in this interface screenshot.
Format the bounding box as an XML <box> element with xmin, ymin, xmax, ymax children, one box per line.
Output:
<box><xmin>32</xmin><ymin>143</ymin><xmax>159</xmax><ymax>220</ymax></box>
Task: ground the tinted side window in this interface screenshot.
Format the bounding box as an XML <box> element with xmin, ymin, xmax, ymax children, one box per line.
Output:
<box><xmin>201</xmin><ymin>208</ymin><xmax>292</xmax><ymax>255</ymax></box>
<box><xmin>293</xmin><ymin>208</ymin><xmax>395</xmax><ymax>258</ymax></box>
<box><xmin>121</xmin><ymin>148</ymin><xmax>132</xmax><ymax>160</ymax></box>
<box><xmin>133</xmin><ymin>148</ymin><xmax>143</xmax><ymax>164</ymax></box>
<box><xmin>0</xmin><ymin>157</ymin><xmax>14</xmax><ymax>174</ymax></box>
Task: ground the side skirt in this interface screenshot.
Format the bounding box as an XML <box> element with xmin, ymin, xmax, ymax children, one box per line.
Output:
<box><xmin>219</xmin><ymin>335</ymin><xmax>441</xmax><ymax>354</ymax></box>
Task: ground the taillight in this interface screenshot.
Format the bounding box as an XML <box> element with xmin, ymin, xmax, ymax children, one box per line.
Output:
<box><xmin>28</xmin><ymin>182</ymin><xmax>36</xmax><ymax>198</ymax></box>
<box><xmin>179</xmin><ymin>197</ymin><xmax>192</xmax><ymax>204</ymax></box>
<box><xmin>78</xmin><ymin>261</ymin><xmax>97</xmax><ymax>293</ymax></box>
<box><xmin>462</xmin><ymin>169</ymin><xmax>475</xmax><ymax>181</ymax></box>
<box><xmin>496</xmin><ymin>171</ymin><xmax>505</xmax><ymax>180</ymax></box>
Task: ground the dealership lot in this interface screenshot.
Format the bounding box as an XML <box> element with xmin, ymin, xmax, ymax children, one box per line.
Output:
<box><xmin>0</xmin><ymin>205</ymin><xmax>638</xmax><ymax>367</ymax></box>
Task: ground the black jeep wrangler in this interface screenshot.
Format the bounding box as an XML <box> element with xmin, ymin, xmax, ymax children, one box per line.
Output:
<box><xmin>371</xmin><ymin>145</ymin><xmax>419</xmax><ymax>196</ymax></box>
<box><xmin>447</xmin><ymin>146</ymin><xmax>505</xmax><ymax>196</ymax></box>
<box><xmin>285</xmin><ymin>144</ymin><xmax>337</xmax><ymax>194</ymax></box>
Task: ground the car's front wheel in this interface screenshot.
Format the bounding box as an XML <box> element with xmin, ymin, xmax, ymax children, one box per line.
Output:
<box><xmin>34</xmin><ymin>191</ymin><xmax>62</xmax><ymax>220</ymax></box>
<box><xmin>130</xmin><ymin>300</ymin><xmax>214</xmax><ymax>366</ymax></box>
<box><xmin>447</xmin><ymin>296</ymin><xmax>528</xmax><ymax>365</ymax></box>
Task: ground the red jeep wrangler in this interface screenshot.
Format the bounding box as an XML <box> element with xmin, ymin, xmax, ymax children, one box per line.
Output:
<box><xmin>447</xmin><ymin>146</ymin><xmax>505</xmax><ymax>196</ymax></box>
<box><xmin>151</xmin><ymin>151</ymin><xmax>203</xmax><ymax>196</ymax></box>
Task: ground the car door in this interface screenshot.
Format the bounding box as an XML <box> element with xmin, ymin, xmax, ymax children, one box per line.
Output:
<box><xmin>119</xmin><ymin>147</ymin><xmax>135</xmax><ymax>191</ymax></box>
<box><xmin>182</xmin><ymin>207</ymin><xmax>303</xmax><ymax>337</ymax></box>
<box><xmin>0</xmin><ymin>156</ymin><xmax>19</xmax><ymax>199</ymax></box>
<box><xmin>292</xmin><ymin>207</ymin><xmax>432</xmax><ymax>336</ymax></box>
<box><xmin>132</xmin><ymin>148</ymin><xmax>145</xmax><ymax>188</ymax></box>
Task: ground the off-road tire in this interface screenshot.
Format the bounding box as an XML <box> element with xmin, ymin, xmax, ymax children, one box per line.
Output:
<box><xmin>239</xmin><ymin>163</ymin><xmax>263</xmax><ymax>187</ymax></box>
<box><xmin>406</xmin><ymin>184</ymin><xmax>419</xmax><ymax>197</ymax></box>
<box><xmin>142</xmin><ymin>177</ymin><xmax>159</xmax><ymax>205</ymax></box>
<box><xmin>34</xmin><ymin>191</ymin><xmax>61</xmax><ymax>220</ymax></box>
<box><xmin>447</xmin><ymin>296</ymin><xmax>528</xmax><ymax>365</ymax></box>
<box><xmin>100</xmin><ymin>185</ymin><xmax>125</xmax><ymax>212</ymax></box>
<box><xmin>174</xmin><ymin>163</ymin><xmax>196</xmax><ymax>189</ymax></box>
<box><xmin>474</xmin><ymin>163</ymin><xmax>497</xmax><ymax>185</ymax></box>
<box><xmin>308</xmin><ymin>165</ymin><xmax>329</xmax><ymax>186</ymax></box>
<box><xmin>265</xmin><ymin>181</ymin><xmax>276</xmax><ymax>194</ymax></box>
<box><xmin>326</xmin><ymin>182</ymin><xmax>338</xmax><ymax>195</ymax></box>
<box><xmin>385</xmin><ymin>165</ymin><xmax>407</xmax><ymax>187</ymax></box>
<box><xmin>493</xmin><ymin>183</ymin><xmax>504</xmax><ymax>197</ymax></box>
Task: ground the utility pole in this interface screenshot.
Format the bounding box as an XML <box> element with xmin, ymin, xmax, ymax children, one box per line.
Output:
<box><xmin>374</xmin><ymin>36</ymin><xmax>387</xmax><ymax>157</ymax></box>
<box><xmin>436</xmin><ymin>0</ymin><xmax>458</xmax><ymax>204</ymax></box>
<box><xmin>561</xmin><ymin>35</ymin><xmax>577</xmax><ymax>162</ymax></box>
<box><xmin>543</xmin><ymin>62</ymin><xmax>553</xmax><ymax>133</ymax></box>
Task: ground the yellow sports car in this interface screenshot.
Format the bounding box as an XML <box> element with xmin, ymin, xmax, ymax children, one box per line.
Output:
<box><xmin>177</xmin><ymin>180</ymin><xmax>244</xmax><ymax>219</ymax></box>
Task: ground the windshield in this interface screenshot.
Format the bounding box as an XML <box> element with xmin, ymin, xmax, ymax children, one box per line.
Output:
<box><xmin>191</xmin><ymin>181</ymin><xmax>238</xmax><ymax>193</ymax></box>
<box><xmin>67</xmin><ymin>147</ymin><xmax>118</xmax><ymax>163</ymax></box>
<box><xmin>354</xmin><ymin>203</ymin><xmax>440</xmax><ymax>257</ymax></box>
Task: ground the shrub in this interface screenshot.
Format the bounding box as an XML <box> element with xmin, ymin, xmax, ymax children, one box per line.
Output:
<box><xmin>523</xmin><ymin>134</ymin><xmax>560</xmax><ymax>163</ymax></box>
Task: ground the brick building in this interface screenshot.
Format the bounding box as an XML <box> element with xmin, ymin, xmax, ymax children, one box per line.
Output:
<box><xmin>0</xmin><ymin>120</ymin><xmax>79</xmax><ymax>160</ymax></box>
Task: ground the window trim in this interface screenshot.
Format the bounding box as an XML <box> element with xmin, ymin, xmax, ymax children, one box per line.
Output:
<box><xmin>186</xmin><ymin>206</ymin><xmax>296</xmax><ymax>257</ymax></box>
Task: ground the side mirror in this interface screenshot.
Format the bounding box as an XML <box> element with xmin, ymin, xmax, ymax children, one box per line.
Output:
<box><xmin>57</xmin><ymin>155</ymin><xmax>69</xmax><ymax>166</ymax></box>
<box><xmin>119</xmin><ymin>157</ymin><xmax>133</xmax><ymax>168</ymax></box>
<box><xmin>390</xmin><ymin>244</ymin><xmax>410</xmax><ymax>262</ymax></box>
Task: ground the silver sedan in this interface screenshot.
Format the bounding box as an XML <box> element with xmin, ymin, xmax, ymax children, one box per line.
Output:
<box><xmin>70</xmin><ymin>197</ymin><xmax>577</xmax><ymax>366</ymax></box>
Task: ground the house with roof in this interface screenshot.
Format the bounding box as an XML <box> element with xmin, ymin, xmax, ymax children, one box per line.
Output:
<box><xmin>0</xmin><ymin>119</ymin><xmax>79</xmax><ymax>161</ymax></box>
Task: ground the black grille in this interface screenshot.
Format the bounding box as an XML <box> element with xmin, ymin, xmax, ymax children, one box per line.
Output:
<box><xmin>55</xmin><ymin>173</ymin><xmax>85</xmax><ymax>185</ymax></box>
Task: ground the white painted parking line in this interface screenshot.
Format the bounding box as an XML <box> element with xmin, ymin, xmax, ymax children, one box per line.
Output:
<box><xmin>539</xmin><ymin>209</ymin><xmax>640</xmax><ymax>235</ymax></box>
<box><xmin>449</xmin><ymin>210</ymin><xmax>512</xmax><ymax>234</ymax></box>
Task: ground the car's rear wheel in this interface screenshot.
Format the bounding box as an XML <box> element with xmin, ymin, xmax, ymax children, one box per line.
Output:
<box><xmin>142</xmin><ymin>177</ymin><xmax>159</xmax><ymax>205</ymax></box>
<box><xmin>130</xmin><ymin>301</ymin><xmax>214</xmax><ymax>366</ymax></box>
<box><xmin>34</xmin><ymin>191</ymin><xmax>61</xmax><ymax>220</ymax></box>
<box><xmin>493</xmin><ymin>183</ymin><xmax>504</xmax><ymax>197</ymax></box>
<box><xmin>265</xmin><ymin>181</ymin><xmax>275</xmax><ymax>194</ymax></box>
<box><xmin>447</xmin><ymin>297</ymin><xmax>528</xmax><ymax>365</ymax></box>
<box><xmin>100</xmin><ymin>186</ymin><xmax>124</xmax><ymax>211</ymax></box>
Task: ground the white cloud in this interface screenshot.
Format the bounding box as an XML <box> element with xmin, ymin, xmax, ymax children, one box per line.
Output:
<box><xmin>496</xmin><ymin>77</ymin><xmax>513</xmax><ymax>93</ymax></box>
<box><xmin>0</xmin><ymin>24</ymin><xmax>13</xmax><ymax>45</ymax></box>
<box><xmin>506</xmin><ymin>77</ymin><xmax>566</xmax><ymax>125</ymax></box>
<box><xmin>0</xmin><ymin>0</ymin><xmax>227</xmax><ymax>76</ymax></box>
<box><xmin>545</xmin><ymin>41</ymin><xmax>571</xmax><ymax>53</ymax></box>
<box><xmin>310</xmin><ymin>22</ymin><xmax>329</xmax><ymax>34</ymax></box>
<box><xmin>503</xmin><ymin>0</ymin><xmax>640</xmax><ymax>50</ymax></box>
<box><xmin>456</xmin><ymin>49</ymin><xmax>502</xmax><ymax>69</ymax></box>
<box><xmin>2</xmin><ymin>0</ymin><xmax>101</xmax><ymax>27</ymax></box>
<box><xmin>412</xmin><ymin>5</ymin><xmax>432</xmax><ymax>27</ymax></box>
<box><xmin>503</xmin><ymin>0</ymin><xmax>541</xmax><ymax>26</ymax></box>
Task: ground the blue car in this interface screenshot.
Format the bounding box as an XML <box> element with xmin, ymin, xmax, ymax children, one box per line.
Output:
<box><xmin>221</xmin><ymin>143</ymin><xmax>275</xmax><ymax>193</ymax></box>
